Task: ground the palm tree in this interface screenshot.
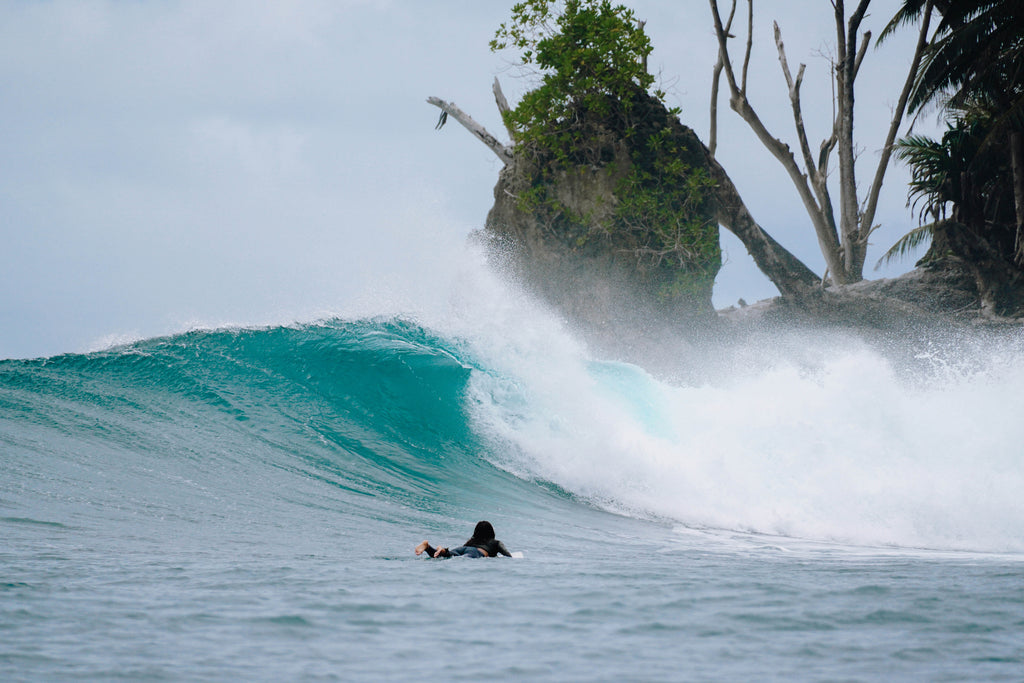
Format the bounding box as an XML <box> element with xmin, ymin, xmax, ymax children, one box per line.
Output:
<box><xmin>879</xmin><ymin>106</ymin><xmax>1016</xmax><ymax>268</ymax></box>
<box><xmin>903</xmin><ymin>0</ymin><xmax>1024</xmax><ymax>264</ymax></box>
<box><xmin>879</xmin><ymin>1</ymin><xmax>1024</xmax><ymax>313</ymax></box>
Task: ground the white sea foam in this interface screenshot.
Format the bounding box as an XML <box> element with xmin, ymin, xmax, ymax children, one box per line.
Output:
<box><xmin>447</xmin><ymin>257</ymin><xmax>1024</xmax><ymax>553</ymax></box>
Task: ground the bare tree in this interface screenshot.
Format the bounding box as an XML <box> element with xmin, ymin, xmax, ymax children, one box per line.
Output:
<box><xmin>708</xmin><ymin>0</ymin><xmax>934</xmax><ymax>285</ymax></box>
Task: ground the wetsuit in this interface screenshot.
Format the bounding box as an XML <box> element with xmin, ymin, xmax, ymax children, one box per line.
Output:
<box><xmin>468</xmin><ymin>538</ymin><xmax>512</xmax><ymax>558</ymax></box>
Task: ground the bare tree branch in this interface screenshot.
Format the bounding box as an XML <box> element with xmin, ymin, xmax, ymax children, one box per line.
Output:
<box><xmin>708</xmin><ymin>0</ymin><xmax>741</xmax><ymax>95</ymax></box>
<box><xmin>859</xmin><ymin>0</ymin><xmax>934</xmax><ymax>254</ymax></box>
<box><xmin>709</xmin><ymin>0</ymin><xmax>738</xmax><ymax>157</ymax></box>
<box><xmin>852</xmin><ymin>30</ymin><xmax>871</xmax><ymax>80</ymax></box>
<box><xmin>775</xmin><ymin>21</ymin><xmax>841</xmax><ymax>247</ymax></box>
<box><xmin>709</xmin><ymin>0</ymin><xmax>844</xmax><ymax>280</ymax></box>
<box><xmin>818</xmin><ymin>134</ymin><xmax>837</xmax><ymax>175</ymax></box>
<box><xmin>848</xmin><ymin>0</ymin><xmax>872</xmax><ymax>44</ymax></box>
<box><xmin>711</xmin><ymin>0</ymin><xmax>934</xmax><ymax>285</ymax></box>
<box><xmin>774</xmin><ymin>22</ymin><xmax>817</xmax><ymax>181</ymax></box>
<box><xmin>709</xmin><ymin>61</ymin><xmax>724</xmax><ymax>158</ymax></box>
<box><xmin>492</xmin><ymin>78</ymin><xmax>516</xmax><ymax>142</ymax></box>
<box><xmin>740</xmin><ymin>0</ymin><xmax>753</xmax><ymax>94</ymax></box>
<box><xmin>426</xmin><ymin>96</ymin><xmax>513</xmax><ymax>165</ymax></box>
<box><xmin>704</xmin><ymin>147</ymin><xmax>820</xmax><ymax>297</ymax></box>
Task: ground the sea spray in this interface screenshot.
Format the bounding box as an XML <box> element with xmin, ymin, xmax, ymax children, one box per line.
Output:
<box><xmin>460</xmin><ymin>292</ymin><xmax>1024</xmax><ymax>553</ymax></box>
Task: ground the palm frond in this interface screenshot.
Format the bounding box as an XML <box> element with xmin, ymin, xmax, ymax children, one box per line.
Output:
<box><xmin>911</xmin><ymin>0</ymin><xmax>1024</xmax><ymax>113</ymax></box>
<box><xmin>895</xmin><ymin>133</ymin><xmax>954</xmax><ymax>222</ymax></box>
<box><xmin>874</xmin><ymin>223</ymin><xmax>937</xmax><ymax>269</ymax></box>
<box><xmin>878</xmin><ymin>0</ymin><xmax>932</xmax><ymax>45</ymax></box>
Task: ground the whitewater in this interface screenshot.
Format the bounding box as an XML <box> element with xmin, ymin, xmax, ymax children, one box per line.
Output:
<box><xmin>2</xmin><ymin>245</ymin><xmax>1023</xmax><ymax>681</ymax></box>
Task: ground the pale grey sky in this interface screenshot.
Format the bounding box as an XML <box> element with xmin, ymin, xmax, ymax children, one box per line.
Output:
<box><xmin>0</xmin><ymin>1</ymin><xmax>938</xmax><ymax>359</ymax></box>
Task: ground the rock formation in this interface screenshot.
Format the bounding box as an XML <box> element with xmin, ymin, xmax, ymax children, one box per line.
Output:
<box><xmin>483</xmin><ymin>90</ymin><xmax>722</xmax><ymax>340</ymax></box>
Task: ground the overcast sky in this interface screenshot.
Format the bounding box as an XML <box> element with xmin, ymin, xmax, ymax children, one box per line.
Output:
<box><xmin>0</xmin><ymin>1</ymin><xmax>940</xmax><ymax>359</ymax></box>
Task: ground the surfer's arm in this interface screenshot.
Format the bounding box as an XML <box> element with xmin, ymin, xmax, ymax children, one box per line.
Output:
<box><xmin>494</xmin><ymin>541</ymin><xmax>512</xmax><ymax>557</ymax></box>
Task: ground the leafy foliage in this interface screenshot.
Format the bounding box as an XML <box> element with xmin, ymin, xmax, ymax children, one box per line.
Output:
<box><xmin>907</xmin><ymin>0</ymin><xmax>1024</xmax><ymax>117</ymax></box>
<box><xmin>881</xmin><ymin>1</ymin><xmax>1024</xmax><ymax>273</ymax></box>
<box><xmin>490</xmin><ymin>0</ymin><xmax>720</xmax><ymax>305</ymax></box>
<box><xmin>614</xmin><ymin>128</ymin><xmax>720</xmax><ymax>282</ymax></box>
<box><xmin>882</xmin><ymin>105</ymin><xmax>1017</xmax><ymax>267</ymax></box>
<box><xmin>491</xmin><ymin>0</ymin><xmax>673</xmax><ymax>155</ymax></box>
<box><xmin>875</xmin><ymin>223</ymin><xmax>936</xmax><ymax>268</ymax></box>
<box><xmin>896</xmin><ymin>133</ymin><xmax>956</xmax><ymax>225</ymax></box>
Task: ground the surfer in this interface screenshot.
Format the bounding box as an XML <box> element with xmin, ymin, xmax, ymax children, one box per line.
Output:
<box><xmin>415</xmin><ymin>520</ymin><xmax>512</xmax><ymax>558</ymax></box>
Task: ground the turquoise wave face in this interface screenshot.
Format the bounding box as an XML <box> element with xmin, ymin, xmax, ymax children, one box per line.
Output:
<box><xmin>0</xmin><ymin>318</ymin><xmax>532</xmax><ymax>536</ymax></box>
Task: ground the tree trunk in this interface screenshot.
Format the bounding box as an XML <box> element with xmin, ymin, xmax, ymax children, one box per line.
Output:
<box><xmin>938</xmin><ymin>218</ymin><xmax>1024</xmax><ymax>316</ymax></box>
<box><xmin>1011</xmin><ymin>130</ymin><xmax>1024</xmax><ymax>267</ymax></box>
<box><xmin>704</xmin><ymin>149</ymin><xmax>820</xmax><ymax>298</ymax></box>
<box><xmin>834</xmin><ymin>1</ymin><xmax>861</xmax><ymax>283</ymax></box>
<box><xmin>860</xmin><ymin>0</ymin><xmax>934</xmax><ymax>272</ymax></box>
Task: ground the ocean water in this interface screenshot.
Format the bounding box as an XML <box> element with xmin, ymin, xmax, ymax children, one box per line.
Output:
<box><xmin>3</xmin><ymin>262</ymin><xmax>1024</xmax><ymax>681</ymax></box>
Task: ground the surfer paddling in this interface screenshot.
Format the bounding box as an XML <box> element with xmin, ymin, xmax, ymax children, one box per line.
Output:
<box><xmin>415</xmin><ymin>520</ymin><xmax>512</xmax><ymax>558</ymax></box>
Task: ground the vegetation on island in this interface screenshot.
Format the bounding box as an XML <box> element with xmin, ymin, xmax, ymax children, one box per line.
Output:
<box><xmin>880</xmin><ymin>0</ymin><xmax>1024</xmax><ymax>315</ymax></box>
<box><xmin>489</xmin><ymin>0</ymin><xmax>722</xmax><ymax>309</ymax></box>
<box><xmin>430</xmin><ymin>0</ymin><xmax>1024</xmax><ymax>321</ymax></box>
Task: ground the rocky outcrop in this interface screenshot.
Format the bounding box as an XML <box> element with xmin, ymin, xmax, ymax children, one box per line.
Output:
<box><xmin>717</xmin><ymin>255</ymin><xmax>1024</xmax><ymax>335</ymax></box>
<box><xmin>484</xmin><ymin>91</ymin><xmax>721</xmax><ymax>342</ymax></box>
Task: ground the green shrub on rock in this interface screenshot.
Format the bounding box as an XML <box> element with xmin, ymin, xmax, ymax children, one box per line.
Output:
<box><xmin>489</xmin><ymin>0</ymin><xmax>720</xmax><ymax>311</ymax></box>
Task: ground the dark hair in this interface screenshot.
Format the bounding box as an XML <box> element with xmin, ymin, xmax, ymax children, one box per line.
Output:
<box><xmin>468</xmin><ymin>520</ymin><xmax>495</xmax><ymax>543</ymax></box>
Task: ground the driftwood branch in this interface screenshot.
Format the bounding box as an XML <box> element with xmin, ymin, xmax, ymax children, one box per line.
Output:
<box><xmin>426</xmin><ymin>96</ymin><xmax>513</xmax><ymax>165</ymax></box>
